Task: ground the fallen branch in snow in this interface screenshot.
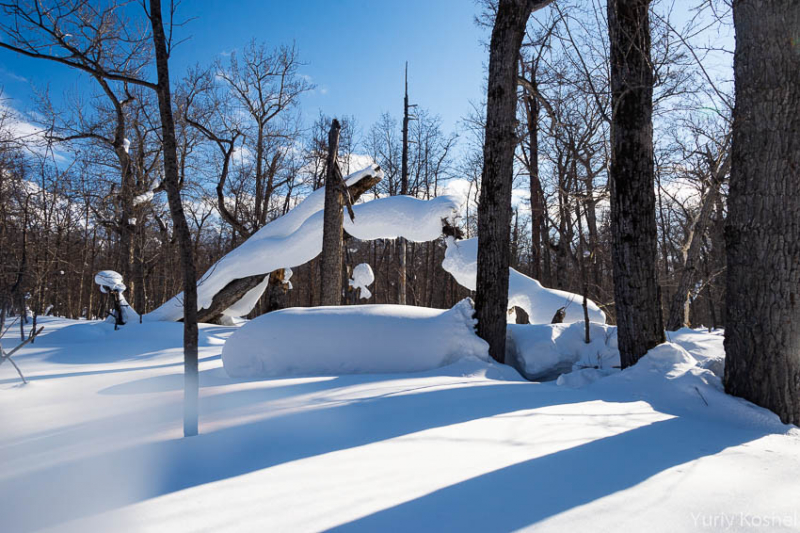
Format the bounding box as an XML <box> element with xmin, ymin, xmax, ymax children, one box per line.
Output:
<box><xmin>694</xmin><ymin>385</ymin><xmax>709</xmax><ymax>406</ymax></box>
<box><xmin>0</xmin><ymin>325</ymin><xmax>43</xmax><ymax>384</ymax></box>
<box><xmin>148</xmin><ymin>164</ymin><xmax>464</xmax><ymax>324</ymax></box>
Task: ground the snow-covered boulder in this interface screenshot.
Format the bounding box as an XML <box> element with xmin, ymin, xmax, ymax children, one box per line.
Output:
<box><xmin>442</xmin><ymin>237</ymin><xmax>606</xmax><ymax>324</ymax></box>
<box><xmin>507</xmin><ymin>321</ymin><xmax>619</xmax><ymax>381</ymax></box>
<box><xmin>222</xmin><ymin>299</ymin><xmax>489</xmax><ymax>378</ymax></box>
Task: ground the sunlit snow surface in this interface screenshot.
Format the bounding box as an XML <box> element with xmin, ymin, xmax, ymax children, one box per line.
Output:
<box><xmin>1</xmin><ymin>317</ymin><xmax>798</xmax><ymax>533</ymax></box>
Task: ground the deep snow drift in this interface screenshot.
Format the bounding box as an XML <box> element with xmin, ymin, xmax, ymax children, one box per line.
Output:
<box><xmin>1</xmin><ymin>317</ymin><xmax>798</xmax><ymax>533</ymax></box>
<box><xmin>223</xmin><ymin>299</ymin><xmax>488</xmax><ymax>377</ymax></box>
<box><xmin>442</xmin><ymin>237</ymin><xmax>606</xmax><ymax>324</ymax></box>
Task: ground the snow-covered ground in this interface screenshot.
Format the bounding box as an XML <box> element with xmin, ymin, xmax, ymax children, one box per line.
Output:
<box><xmin>1</xmin><ymin>316</ymin><xmax>798</xmax><ymax>533</ymax></box>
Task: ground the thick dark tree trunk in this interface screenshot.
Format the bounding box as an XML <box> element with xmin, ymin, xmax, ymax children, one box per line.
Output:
<box><xmin>149</xmin><ymin>0</ymin><xmax>200</xmax><ymax>437</ymax></box>
<box><xmin>476</xmin><ymin>0</ymin><xmax>552</xmax><ymax>363</ymax></box>
<box><xmin>724</xmin><ymin>0</ymin><xmax>800</xmax><ymax>426</ymax></box>
<box><xmin>320</xmin><ymin>119</ymin><xmax>344</xmax><ymax>306</ymax></box>
<box><xmin>607</xmin><ymin>0</ymin><xmax>665</xmax><ymax>368</ymax></box>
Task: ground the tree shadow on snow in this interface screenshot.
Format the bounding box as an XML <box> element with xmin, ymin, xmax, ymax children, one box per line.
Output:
<box><xmin>328</xmin><ymin>416</ymin><xmax>768</xmax><ymax>532</ymax></box>
<box><xmin>0</xmin><ymin>368</ymin><xmax>781</xmax><ymax>533</ymax></box>
<box><xmin>0</xmin><ymin>377</ymin><xmax>585</xmax><ymax>532</ymax></box>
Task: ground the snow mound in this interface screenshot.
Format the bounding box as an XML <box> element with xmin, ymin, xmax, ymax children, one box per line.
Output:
<box><xmin>222</xmin><ymin>299</ymin><xmax>489</xmax><ymax>378</ymax></box>
<box><xmin>349</xmin><ymin>263</ymin><xmax>374</xmax><ymax>299</ymax></box>
<box><xmin>667</xmin><ymin>327</ymin><xmax>725</xmax><ymax>376</ymax></box>
<box><xmin>509</xmin><ymin>324</ymin><xmax>731</xmax><ymax>389</ymax></box>
<box><xmin>556</xmin><ymin>367</ymin><xmax>617</xmax><ymax>388</ymax></box>
<box><xmin>553</xmin><ymin>338</ymin><xmax>791</xmax><ymax>430</ymax></box>
<box><xmin>442</xmin><ymin>237</ymin><xmax>605</xmax><ymax>324</ymax></box>
<box><xmin>507</xmin><ymin>321</ymin><xmax>619</xmax><ymax>381</ymax></box>
<box><xmin>635</xmin><ymin>342</ymin><xmax>697</xmax><ymax>374</ymax></box>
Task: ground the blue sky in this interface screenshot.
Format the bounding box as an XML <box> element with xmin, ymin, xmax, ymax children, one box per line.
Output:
<box><xmin>0</xmin><ymin>0</ymin><xmax>489</xmax><ymax>139</ymax></box>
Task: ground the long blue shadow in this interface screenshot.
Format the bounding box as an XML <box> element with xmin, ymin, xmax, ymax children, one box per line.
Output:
<box><xmin>0</xmin><ymin>355</ymin><xmax>221</xmax><ymax>385</ymax></box>
<box><xmin>0</xmin><ymin>378</ymin><xmax>588</xmax><ymax>533</ymax></box>
<box><xmin>328</xmin><ymin>416</ymin><xmax>769</xmax><ymax>532</ymax></box>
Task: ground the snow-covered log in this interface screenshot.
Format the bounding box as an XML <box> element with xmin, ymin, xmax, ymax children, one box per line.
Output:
<box><xmin>222</xmin><ymin>299</ymin><xmax>489</xmax><ymax>377</ymax></box>
<box><xmin>148</xmin><ymin>164</ymin><xmax>462</xmax><ymax>322</ymax></box>
<box><xmin>148</xmin><ymin>165</ymin><xmax>381</xmax><ymax>322</ymax></box>
<box><xmin>442</xmin><ymin>237</ymin><xmax>606</xmax><ymax>324</ymax></box>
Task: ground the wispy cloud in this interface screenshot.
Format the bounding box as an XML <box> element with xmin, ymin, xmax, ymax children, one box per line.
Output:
<box><xmin>0</xmin><ymin>68</ymin><xmax>28</xmax><ymax>83</ymax></box>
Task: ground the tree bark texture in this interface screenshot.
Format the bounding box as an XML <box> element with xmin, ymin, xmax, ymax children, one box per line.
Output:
<box><xmin>724</xmin><ymin>0</ymin><xmax>800</xmax><ymax>426</ymax></box>
<box><xmin>476</xmin><ymin>0</ymin><xmax>553</xmax><ymax>363</ymax></box>
<box><xmin>149</xmin><ymin>0</ymin><xmax>200</xmax><ymax>437</ymax></box>
<box><xmin>607</xmin><ymin>0</ymin><xmax>665</xmax><ymax>368</ymax></box>
<box><xmin>320</xmin><ymin>119</ymin><xmax>344</xmax><ymax>306</ymax></box>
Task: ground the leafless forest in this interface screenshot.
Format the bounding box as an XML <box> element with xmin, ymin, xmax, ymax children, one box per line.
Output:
<box><xmin>0</xmin><ymin>1</ymin><xmax>732</xmax><ymax>331</ymax></box>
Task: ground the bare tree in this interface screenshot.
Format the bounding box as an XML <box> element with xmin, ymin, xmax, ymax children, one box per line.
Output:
<box><xmin>476</xmin><ymin>0</ymin><xmax>554</xmax><ymax>363</ymax></box>
<box><xmin>215</xmin><ymin>40</ymin><xmax>312</xmax><ymax>232</ymax></box>
<box><xmin>607</xmin><ymin>0</ymin><xmax>665</xmax><ymax>368</ymax></box>
<box><xmin>0</xmin><ymin>0</ymin><xmax>201</xmax><ymax>436</ymax></box>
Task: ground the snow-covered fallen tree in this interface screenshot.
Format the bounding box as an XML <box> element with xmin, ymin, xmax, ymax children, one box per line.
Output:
<box><xmin>222</xmin><ymin>299</ymin><xmax>489</xmax><ymax>377</ymax></box>
<box><xmin>147</xmin><ymin>164</ymin><xmax>462</xmax><ymax>323</ymax></box>
<box><xmin>442</xmin><ymin>237</ymin><xmax>606</xmax><ymax>324</ymax></box>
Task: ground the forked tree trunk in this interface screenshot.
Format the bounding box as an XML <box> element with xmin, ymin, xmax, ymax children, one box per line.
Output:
<box><xmin>607</xmin><ymin>0</ymin><xmax>665</xmax><ymax>368</ymax></box>
<box><xmin>724</xmin><ymin>0</ymin><xmax>800</xmax><ymax>426</ymax></box>
<box><xmin>665</xmin><ymin>161</ymin><xmax>726</xmax><ymax>331</ymax></box>
<box><xmin>320</xmin><ymin>119</ymin><xmax>344</xmax><ymax>306</ymax></box>
<box><xmin>476</xmin><ymin>0</ymin><xmax>553</xmax><ymax>364</ymax></box>
<box><xmin>149</xmin><ymin>0</ymin><xmax>200</xmax><ymax>437</ymax></box>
